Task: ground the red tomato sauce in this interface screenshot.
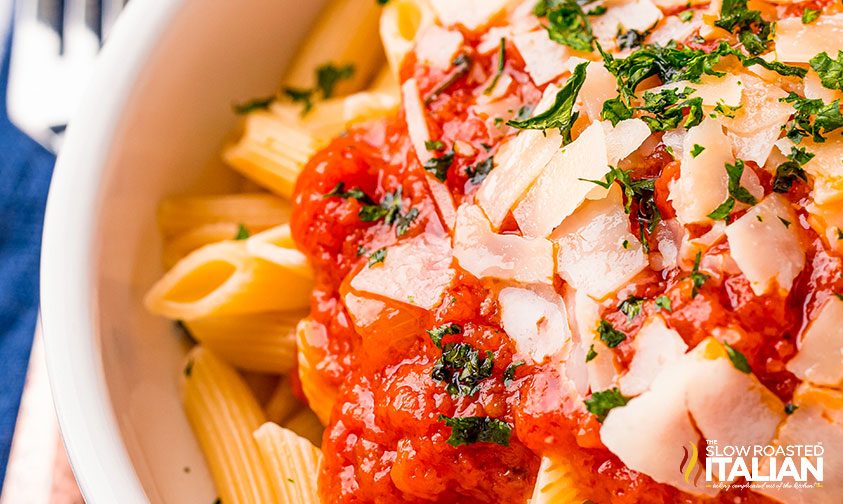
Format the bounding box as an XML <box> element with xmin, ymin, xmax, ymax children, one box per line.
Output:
<box><xmin>289</xmin><ymin>20</ymin><xmax>824</xmax><ymax>504</ymax></box>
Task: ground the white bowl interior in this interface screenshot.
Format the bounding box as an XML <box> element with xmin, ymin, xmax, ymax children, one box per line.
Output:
<box><xmin>43</xmin><ymin>0</ymin><xmax>328</xmax><ymax>501</ymax></box>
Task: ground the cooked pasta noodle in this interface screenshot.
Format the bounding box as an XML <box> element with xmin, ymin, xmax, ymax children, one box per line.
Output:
<box><xmin>182</xmin><ymin>347</ymin><xmax>274</xmax><ymax>504</ymax></box>
<box><xmin>379</xmin><ymin>0</ymin><xmax>434</xmax><ymax>77</ymax></box>
<box><xmin>162</xmin><ymin>222</ymin><xmax>244</xmax><ymax>269</ymax></box>
<box><xmin>144</xmin><ymin>240</ymin><xmax>312</xmax><ymax>321</ymax></box>
<box><xmin>253</xmin><ymin>423</ymin><xmax>322</xmax><ymax>504</ymax></box>
<box><xmin>157</xmin><ymin>193</ymin><xmax>290</xmax><ymax>238</ymax></box>
<box><xmin>264</xmin><ymin>376</ymin><xmax>303</xmax><ymax>425</ymax></box>
<box><xmin>223</xmin><ymin>112</ymin><xmax>321</xmax><ymax>199</ymax></box>
<box><xmin>282</xmin><ymin>408</ymin><xmax>324</xmax><ymax>447</ymax></box>
<box><xmin>530</xmin><ymin>456</ymin><xmax>583</xmax><ymax>504</ymax></box>
<box><xmin>183</xmin><ymin>311</ymin><xmax>302</xmax><ymax>374</ymax></box>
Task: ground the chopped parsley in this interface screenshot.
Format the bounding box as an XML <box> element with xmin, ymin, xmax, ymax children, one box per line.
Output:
<box><xmin>713</xmin><ymin>101</ymin><xmax>742</xmax><ymax>118</ymax></box>
<box><xmin>438</xmin><ymin>415</ymin><xmax>512</xmax><ymax>447</ymax></box>
<box><xmin>283</xmin><ymin>63</ymin><xmax>355</xmax><ymax>114</ymax></box>
<box><xmin>618</xmin><ymin>296</ymin><xmax>644</xmax><ymax>321</ymax></box>
<box><xmin>636</xmin><ymin>87</ymin><xmax>703</xmax><ymax>132</ymax></box>
<box><xmin>324</xmin><ymin>182</ymin><xmax>375</xmax><ymax>204</ymax></box>
<box><xmin>724</xmin><ymin>342</ymin><xmax>752</xmax><ymax>374</ymax></box>
<box><xmin>617</xmin><ymin>28</ymin><xmax>648</xmax><ymax>51</ymax></box>
<box><xmin>466</xmin><ymin>156</ymin><xmax>494</xmax><ymax>185</ymax></box>
<box><xmin>507</xmin><ymin>61</ymin><xmax>589</xmax><ymax>143</ymax></box>
<box><xmin>184</xmin><ymin>359</ymin><xmax>194</xmax><ymax>377</ymax></box>
<box><xmin>598</xmin><ymin>320</ymin><xmax>627</xmax><ymax>348</ymax></box>
<box><xmin>427</xmin><ymin>323</ymin><xmax>462</xmax><ymax>348</ymax></box>
<box><xmin>432</xmin><ymin>343</ymin><xmax>494</xmax><ymax>396</ymax></box>
<box><xmin>678</xmin><ymin>9</ymin><xmax>694</xmax><ymax>22</ymax></box>
<box><xmin>779</xmin><ymin>216</ymin><xmax>791</xmax><ymax>228</ymax></box>
<box><xmin>425</xmin><ymin>54</ymin><xmax>472</xmax><ymax>104</ymax></box>
<box><xmin>707</xmin><ymin>160</ymin><xmax>758</xmax><ymax>221</ymax></box>
<box><xmin>424</xmin><ymin>150</ymin><xmax>455</xmax><ymax>181</ymax></box>
<box><xmin>358</xmin><ymin>187</ymin><xmax>419</xmax><ymax>237</ymax></box>
<box><xmin>357</xmin><ymin>245</ymin><xmax>369</xmax><ymax>257</ymax></box>
<box><xmin>233</xmin><ymin>95</ymin><xmax>274</xmax><ymax>115</ymax></box>
<box><xmin>503</xmin><ymin>361</ymin><xmax>526</xmax><ymax>385</ymax></box>
<box><xmin>773</xmin><ymin>146</ymin><xmax>813</xmax><ymax>193</ymax></box>
<box><xmin>584</xmin><ymin>388</ymin><xmax>630</xmax><ymax>423</ymax></box>
<box><xmin>367</xmin><ymin>248</ymin><xmax>387</xmax><ymax>267</ymax></box>
<box><xmin>485</xmin><ymin>38</ymin><xmax>507</xmax><ymax>95</ymax></box>
<box><xmin>784</xmin><ymin>403</ymin><xmax>799</xmax><ymax>415</ymax></box>
<box><xmin>802</xmin><ymin>8</ymin><xmax>821</xmax><ymax>24</ymax></box>
<box><xmin>689</xmin><ymin>250</ymin><xmax>710</xmax><ymax>297</ymax></box>
<box><xmin>809</xmin><ymin>51</ymin><xmax>843</xmax><ymax>91</ymax></box>
<box><xmin>714</xmin><ymin>0</ymin><xmax>773</xmax><ymax>55</ymax></box>
<box><xmin>655</xmin><ymin>295</ymin><xmax>672</xmax><ymax>312</ymax></box>
<box><xmin>781</xmin><ymin>92</ymin><xmax>843</xmax><ymax>143</ymax></box>
<box><xmin>234</xmin><ymin>224</ymin><xmax>250</xmax><ymax>240</ymax></box>
<box><xmin>425</xmin><ymin>139</ymin><xmax>445</xmax><ymax>151</ymax></box>
<box><xmin>586</xmin><ymin>344</ymin><xmax>598</xmax><ymax>362</ymax></box>
<box><xmin>537</xmin><ymin>0</ymin><xmax>595</xmax><ymax>52</ymax></box>
<box><xmin>690</xmin><ymin>144</ymin><xmax>705</xmax><ymax>158</ymax></box>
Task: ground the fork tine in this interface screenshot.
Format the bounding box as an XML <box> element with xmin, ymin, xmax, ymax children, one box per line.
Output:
<box><xmin>101</xmin><ymin>0</ymin><xmax>125</xmax><ymax>40</ymax></box>
<box><xmin>63</xmin><ymin>0</ymin><xmax>99</xmax><ymax>56</ymax></box>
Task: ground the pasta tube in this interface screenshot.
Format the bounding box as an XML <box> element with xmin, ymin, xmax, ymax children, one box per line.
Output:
<box><xmin>253</xmin><ymin>423</ymin><xmax>322</xmax><ymax>504</ymax></box>
<box><xmin>157</xmin><ymin>193</ymin><xmax>290</xmax><ymax>238</ymax></box>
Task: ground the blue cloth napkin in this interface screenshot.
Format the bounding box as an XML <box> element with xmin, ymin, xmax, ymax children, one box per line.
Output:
<box><xmin>0</xmin><ymin>26</ymin><xmax>56</xmax><ymax>485</ymax></box>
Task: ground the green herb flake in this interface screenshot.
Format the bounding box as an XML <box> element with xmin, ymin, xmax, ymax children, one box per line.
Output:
<box><xmin>714</xmin><ymin>0</ymin><xmax>773</xmax><ymax>55</ymax></box>
<box><xmin>781</xmin><ymin>92</ymin><xmax>843</xmax><ymax>143</ymax></box>
<box><xmin>432</xmin><ymin>343</ymin><xmax>494</xmax><ymax>396</ymax></box>
<box><xmin>678</xmin><ymin>9</ymin><xmax>694</xmax><ymax>22</ymax></box>
<box><xmin>809</xmin><ymin>50</ymin><xmax>843</xmax><ymax>91</ymax></box>
<box><xmin>234</xmin><ymin>224</ymin><xmax>250</xmax><ymax>240</ymax></box>
<box><xmin>427</xmin><ymin>323</ymin><xmax>462</xmax><ymax>348</ymax></box>
<box><xmin>284</xmin><ymin>63</ymin><xmax>355</xmax><ymax>114</ymax></box>
<box><xmin>618</xmin><ymin>296</ymin><xmax>644</xmax><ymax>321</ymax></box>
<box><xmin>598</xmin><ymin>320</ymin><xmax>627</xmax><ymax>348</ymax></box>
<box><xmin>690</xmin><ymin>250</ymin><xmax>710</xmax><ymax>297</ymax></box>
<box><xmin>438</xmin><ymin>415</ymin><xmax>512</xmax><ymax>447</ymax></box>
<box><xmin>586</xmin><ymin>344</ymin><xmax>598</xmax><ymax>362</ymax></box>
<box><xmin>324</xmin><ymin>182</ymin><xmax>374</xmax><ymax>204</ymax></box>
<box><xmin>655</xmin><ymin>295</ymin><xmax>672</xmax><ymax>312</ymax></box>
<box><xmin>784</xmin><ymin>403</ymin><xmax>799</xmax><ymax>415</ymax></box>
<box><xmin>425</xmin><ymin>139</ymin><xmax>445</xmax><ymax>151</ymax></box>
<box><xmin>424</xmin><ymin>150</ymin><xmax>455</xmax><ymax>181</ymax></box>
<box><xmin>507</xmin><ymin>62</ymin><xmax>589</xmax><ymax>143</ymax></box>
<box><xmin>539</xmin><ymin>0</ymin><xmax>595</xmax><ymax>52</ymax></box>
<box><xmin>713</xmin><ymin>101</ymin><xmax>742</xmax><ymax>118</ymax></box>
<box><xmin>622</xmin><ymin>239</ymin><xmax>629</xmax><ymax>249</ymax></box>
<box><xmin>503</xmin><ymin>361</ymin><xmax>526</xmax><ymax>385</ymax></box>
<box><xmin>485</xmin><ymin>38</ymin><xmax>507</xmax><ymax>95</ymax></box>
<box><xmin>233</xmin><ymin>96</ymin><xmax>274</xmax><ymax>115</ymax></box>
<box><xmin>184</xmin><ymin>359</ymin><xmax>194</xmax><ymax>377</ymax></box>
<box><xmin>425</xmin><ymin>54</ymin><xmax>472</xmax><ymax>104</ymax></box>
<box><xmin>367</xmin><ymin>248</ymin><xmax>387</xmax><ymax>267</ymax></box>
<box><xmin>466</xmin><ymin>156</ymin><xmax>494</xmax><ymax>185</ymax></box>
<box><xmin>779</xmin><ymin>216</ymin><xmax>792</xmax><ymax>228</ymax></box>
<box><xmin>690</xmin><ymin>144</ymin><xmax>705</xmax><ymax>158</ymax></box>
<box><xmin>707</xmin><ymin>160</ymin><xmax>758</xmax><ymax>221</ymax></box>
<box><xmin>358</xmin><ymin>187</ymin><xmax>418</xmax><ymax>237</ymax></box>
<box><xmin>617</xmin><ymin>28</ymin><xmax>648</xmax><ymax>51</ymax></box>
<box><xmin>773</xmin><ymin>147</ymin><xmax>813</xmax><ymax>193</ymax></box>
<box><xmin>584</xmin><ymin>387</ymin><xmax>630</xmax><ymax>423</ymax></box>
<box><xmin>802</xmin><ymin>8</ymin><xmax>821</xmax><ymax>24</ymax></box>
<box><xmin>724</xmin><ymin>342</ymin><xmax>752</xmax><ymax>373</ymax></box>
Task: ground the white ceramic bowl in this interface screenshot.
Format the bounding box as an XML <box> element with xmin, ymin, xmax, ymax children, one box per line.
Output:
<box><xmin>40</xmin><ymin>1</ymin><xmax>327</xmax><ymax>501</ymax></box>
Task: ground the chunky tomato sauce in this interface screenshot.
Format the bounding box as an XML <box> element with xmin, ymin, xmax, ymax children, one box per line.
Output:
<box><xmin>289</xmin><ymin>14</ymin><xmax>831</xmax><ymax>504</ymax></box>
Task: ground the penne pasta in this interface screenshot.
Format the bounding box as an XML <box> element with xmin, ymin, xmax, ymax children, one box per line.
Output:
<box><xmin>296</xmin><ymin>318</ymin><xmax>338</xmax><ymax>425</ymax></box>
<box><xmin>144</xmin><ymin>240</ymin><xmax>312</xmax><ymax>321</ymax></box>
<box><xmin>379</xmin><ymin>0</ymin><xmax>434</xmax><ymax>77</ymax></box>
<box><xmin>182</xmin><ymin>347</ymin><xmax>275</xmax><ymax>504</ymax></box>
<box><xmin>253</xmin><ymin>422</ymin><xmax>322</xmax><ymax>504</ymax></box>
<box><xmin>282</xmin><ymin>408</ymin><xmax>325</xmax><ymax>448</ymax></box>
<box><xmin>157</xmin><ymin>193</ymin><xmax>290</xmax><ymax>238</ymax></box>
<box><xmin>183</xmin><ymin>311</ymin><xmax>303</xmax><ymax>374</ymax></box>
<box><xmin>264</xmin><ymin>376</ymin><xmax>303</xmax><ymax>425</ymax></box>
<box><xmin>283</xmin><ymin>0</ymin><xmax>384</xmax><ymax>96</ymax></box>
<box><xmin>223</xmin><ymin>112</ymin><xmax>321</xmax><ymax>199</ymax></box>
<box><xmin>162</xmin><ymin>222</ymin><xmax>245</xmax><ymax>270</ymax></box>
<box><xmin>297</xmin><ymin>91</ymin><xmax>400</xmax><ymax>141</ymax></box>
<box><xmin>530</xmin><ymin>456</ymin><xmax>584</xmax><ymax>504</ymax></box>
<box><xmin>368</xmin><ymin>65</ymin><xmax>400</xmax><ymax>96</ymax></box>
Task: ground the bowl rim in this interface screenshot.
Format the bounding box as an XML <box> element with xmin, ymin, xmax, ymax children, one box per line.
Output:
<box><xmin>40</xmin><ymin>0</ymin><xmax>181</xmax><ymax>501</ymax></box>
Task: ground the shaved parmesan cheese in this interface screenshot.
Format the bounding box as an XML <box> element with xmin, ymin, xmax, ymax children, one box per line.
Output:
<box><xmin>592</xmin><ymin>0</ymin><xmax>663</xmax><ymax>48</ymax></box>
<box><xmin>725</xmin><ymin>194</ymin><xmax>804</xmax><ymax>295</ymax></box>
<box><xmin>453</xmin><ymin>204</ymin><xmax>554</xmax><ymax>284</ymax></box>
<box><xmin>669</xmin><ymin>118</ymin><xmax>732</xmax><ymax>224</ymax></box>
<box><xmin>647</xmin><ymin>14</ymin><xmax>701</xmax><ymax>46</ymax></box>
<box><xmin>719</xmin><ymin>75</ymin><xmax>790</xmax><ymax>137</ymax></box>
<box><xmin>477</xmin><ymin>85</ymin><xmax>563</xmax><ymax>228</ymax></box>
<box><xmin>402</xmin><ymin>78</ymin><xmax>432</xmax><ymax>165</ymax></box>
<box><xmin>620</xmin><ymin>316</ymin><xmax>688</xmax><ymax>396</ymax></box>
<box><xmin>687</xmin><ymin>356</ymin><xmax>785</xmax><ymax>452</ymax></box>
<box><xmin>775</xmin><ymin>14</ymin><xmax>843</xmax><ymax>63</ymax></box>
<box><xmin>499</xmin><ymin>285</ymin><xmax>572</xmax><ymax>363</ymax></box>
<box><xmin>755</xmin><ymin>387</ymin><xmax>843</xmax><ymax>504</ymax></box>
<box><xmin>552</xmin><ymin>187</ymin><xmax>648</xmax><ymax>299</ymax></box>
<box><xmin>603</xmin><ymin>118</ymin><xmax>651</xmax><ymax>165</ymax></box>
<box><xmin>779</xmin><ymin>137</ymin><xmax>843</xmax><ymax>205</ymax></box>
<box><xmin>601</xmin><ymin>361</ymin><xmax>716</xmax><ymax>496</ymax></box>
<box><xmin>727</xmin><ymin>128</ymin><xmax>780</xmax><ymax>166</ymax></box>
<box><xmin>579</xmin><ymin>62</ymin><xmax>618</xmax><ymax>121</ymax></box>
<box><xmin>429</xmin><ymin>0</ymin><xmax>510</xmax><ymax>30</ymax></box>
<box><xmin>415</xmin><ymin>25</ymin><xmax>464</xmax><ymax>70</ymax></box>
<box><xmin>350</xmin><ymin>234</ymin><xmax>454</xmax><ymax>309</ymax></box>
<box><xmin>428</xmin><ymin>178</ymin><xmax>457</xmax><ymax>231</ymax></box>
<box><xmin>806</xmin><ymin>200</ymin><xmax>843</xmax><ymax>253</ymax></box>
<box><xmin>787</xmin><ymin>297</ymin><xmax>843</xmax><ymax>387</ymax></box>
<box><xmin>804</xmin><ymin>70</ymin><xmax>843</xmax><ymax>102</ymax></box>
<box><xmin>513</xmin><ymin>122</ymin><xmax>610</xmax><ymax>237</ymax></box>
<box><xmin>661</xmin><ymin>128</ymin><xmax>686</xmax><ymax>158</ymax></box>
<box><xmin>512</xmin><ymin>30</ymin><xmax>570</xmax><ymax>86</ymax></box>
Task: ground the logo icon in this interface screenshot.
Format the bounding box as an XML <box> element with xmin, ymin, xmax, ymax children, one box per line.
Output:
<box><xmin>680</xmin><ymin>441</ymin><xmax>703</xmax><ymax>487</ymax></box>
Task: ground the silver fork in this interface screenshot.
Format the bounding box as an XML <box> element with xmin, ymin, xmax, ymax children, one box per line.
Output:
<box><xmin>7</xmin><ymin>0</ymin><xmax>128</xmax><ymax>153</ymax></box>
